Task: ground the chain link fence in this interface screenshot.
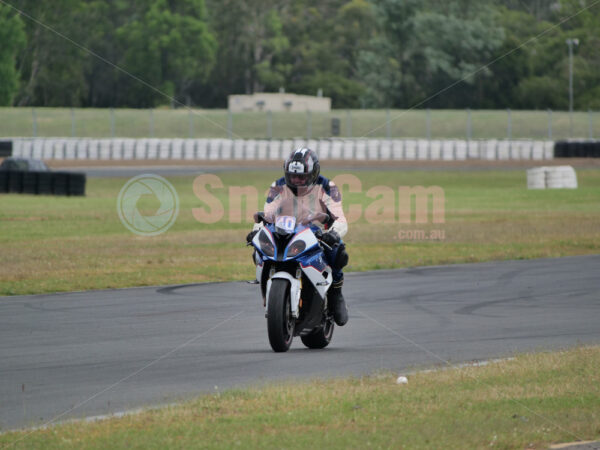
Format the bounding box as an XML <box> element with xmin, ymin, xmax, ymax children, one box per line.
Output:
<box><xmin>0</xmin><ymin>108</ymin><xmax>597</xmax><ymax>140</ymax></box>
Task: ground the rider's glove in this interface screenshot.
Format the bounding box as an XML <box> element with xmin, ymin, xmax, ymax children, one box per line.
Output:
<box><xmin>246</xmin><ymin>230</ymin><xmax>258</xmax><ymax>244</ymax></box>
<box><xmin>321</xmin><ymin>230</ymin><xmax>341</xmax><ymax>247</ymax></box>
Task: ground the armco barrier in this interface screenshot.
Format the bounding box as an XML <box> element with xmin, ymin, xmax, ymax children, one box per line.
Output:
<box><xmin>9</xmin><ymin>138</ymin><xmax>558</xmax><ymax>161</ymax></box>
<box><xmin>0</xmin><ymin>171</ymin><xmax>86</xmax><ymax>196</ymax></box>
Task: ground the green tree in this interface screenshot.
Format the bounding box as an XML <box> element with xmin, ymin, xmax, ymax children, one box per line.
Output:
<box><xmin>496</xmin><ymin>0</ymin><xmax>557</xmax><ymax>20</ymax></box>
<box><xmin>557</xmin><ymin>0</ymin><xmax>600</xmax><ymax>109</ymax></box>
<box><xmin>358</xmin><ymin>0</ymin><xmax>504</xmax><ymax>108</ymax></box>
<box><xmin>14</xmin><ymin>0</ymin><xmax>88</xmax><ymax>106</ymax></box>
<box><xmin>284</xmin><ymin>0</ymin><xmax>376</xmax><ymax>107</ymax></box>
<box><xmin>115</xmin><ymin>0</ymin><xmax>216</xmax><ymax>107</ymax></box>
<box><xmin>476</xmin><ymin>7</ymin><xmax>542</xmax><ymax>108</ymax></box>
<box><xmin>409</xmin><ymin>1</ymin><xmax>504</xmax><ymax>107</ymax></box>
<box><xmin>199</xmin><ymin>0</ymin><xmax>292</xmax><ymax>106</ymax></box>
<box><xmin>0</xmin><ymin>5</ymin><xmax>25</xmax><ymax>105</ymax></box>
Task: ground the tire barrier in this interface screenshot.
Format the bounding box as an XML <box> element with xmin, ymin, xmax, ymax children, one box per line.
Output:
<box><xmin>554</xmin><ymin>140</ymin><xmax>600</xmax><ymax>158</ymax></box>
<box><xmin>68</xmin><ymin>173</ymin><xmax>86</xmax><ymax>196</ymax></box>
<box><xmin>8</xmin><ymin>138</ymin><xmax>557</xmax><ymax>161</ymax></box>
<box><xmin>0</xmin><ymin>140</ymin><xmax>12</xmax><ymax>157</ymax></box>
<box><xmin>0</xmin><ymin>170</ymin><xmax>7</xmax><ymax>192</ymax></box>
<box><xmin>22</xmin><ymin>171</ymin><xmax>38</xmax><ymax>194</ymax></box>
<box><xmin>527</xmin><ymin>166</ymin><xmax>578</xmax><ymax>189</ymax></box>
<box><xmin>0</xmin><ymin>171</ymin><xmax>86</xmax><ymax>196</ymax></box>
<box><xmin>52</xmin><ymin>172</ymin><xmax>69</xmax><ymax>196</ymax></box>
<box><xmin>7</xmin><ymin>170</ymin><xmax>23</xmax><ymax>193</ymax></box>
<box><xmin>37</xmin><ymin>172</ymin><xmax>53</xmax><ymax>195</ymax></box>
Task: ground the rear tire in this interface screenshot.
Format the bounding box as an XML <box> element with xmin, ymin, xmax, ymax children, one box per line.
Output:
<box><xmin>267</xmin><ymin>279</ymin><xmax>294</xmax><ymax>352</ymax></box>
<box><xmin>300</xmin><ymin>318</ymin><xmax>334</xmax><ymax>349</ymax></box>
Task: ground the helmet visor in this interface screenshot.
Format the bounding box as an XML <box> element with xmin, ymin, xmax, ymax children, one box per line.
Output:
<box><xmin>286</xmin><ymin>172</ymin><xmax>310</xmax><ymax>187</ymax></box>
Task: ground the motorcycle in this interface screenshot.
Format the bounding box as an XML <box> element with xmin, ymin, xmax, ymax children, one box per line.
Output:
<box><xmin>249</xmin><ymin>202</ymin><xmax>335</xmax><ymax>352</ymax></box>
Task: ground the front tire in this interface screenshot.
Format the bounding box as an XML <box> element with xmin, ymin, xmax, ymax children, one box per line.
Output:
<box><xmin>267</xmin><ymin>279</ymin><xmax>294</xmax><ymax>352</ymax></box>
<box><xmin>300</xmin><ymin>318</ymin><xmax>334</xmax><ymax>349</ymax></box>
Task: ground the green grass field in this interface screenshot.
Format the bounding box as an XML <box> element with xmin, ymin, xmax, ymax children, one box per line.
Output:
<box><xmin>0</xmin><ymin>107</ymin><xmax>597</xmax><ymax>140</ymax></box>
<box><xmin>2</xmin><ymin>346</ymin><xmax>598</xmax><ymax>449</ymax></box>
<box><xmin>1</xmin><ymin>169</ymin><xmax>599</xmax><ymax>296</ymax></box>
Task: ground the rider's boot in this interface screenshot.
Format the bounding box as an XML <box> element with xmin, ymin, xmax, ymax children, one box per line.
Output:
<box><xmin>328</xmin><ymin>279</ymin><xmax>348</xmax><ymax>326</ymax></box>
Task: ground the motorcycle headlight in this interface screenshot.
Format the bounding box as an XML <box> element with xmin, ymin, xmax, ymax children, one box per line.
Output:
<box><xmin>286</xmin><ymin>240</ymin><xmax>306</xmax><ymax>258</ymax></box>
<box><xmin>258</xmin><ymin>230</ymin><xmax>275</xmax><ymax>257</ymax></box>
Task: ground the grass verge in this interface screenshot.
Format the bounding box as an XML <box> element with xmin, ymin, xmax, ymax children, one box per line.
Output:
<box><xmin>1</xmin><ymin>169</ymin><xmax>599</xmax><ymax>295</ymax></box>
<box><xmin>1</xmin><ymin>107</ymin><xmax>597</xmax><ymax>140</ymax></box>
<box><xmin>2</xmin><ymin>346</ymin><xmax>599</xmax><ymax>449</ymax></box>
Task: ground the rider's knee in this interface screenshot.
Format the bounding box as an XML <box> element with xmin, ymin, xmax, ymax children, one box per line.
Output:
<box><xmin>334</xmin><ymin>243</ymin><xmax>349</xmax><ymax>269</ymax></box>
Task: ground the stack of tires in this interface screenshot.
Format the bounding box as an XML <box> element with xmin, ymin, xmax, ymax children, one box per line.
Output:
<box><xmin>0</xmin><ymin>170</ymin><xmax>7</xmax><ymax>192</ymax></box>
<box><xmin>37</xmin><ymin>172</ymin><xmax>53</xmax><ymax>195</ymax></box>
<box><xmin>68</xmin><ymin>173</ymin><xmax>86</xmax><ymax>196</ymax></box>
<box><xmin>0</xmin><ymin>140</ymin><xmax>11</xmax><ymax>158</ymax></box>
<box><xmin>7</xmin><ymin>171</ymin><xmax>23</xmax><ymax>193</ymax></box>
<box><xmin>526</xmin><ymin>167</ymin><xmax>546</xmax><ymax>189</ymax></box>
<box><xmin>52</xmin><ymin>172</ymin><xmax>69</xmax><ymax>196</ymax></box>
<box><xmin>0</xmin><ymin>171</ymin><xmax>86</xmax><ymax>196</ymax></box>
<box><xmin>526</xmin><ymin>166</ymin><xmax>578</xmax><ymax>189</ymax></box>
<box><xmin>554</xmin><ymin>140</ymin><xmax>600</xmax><ymax>157</ymax></box>
<box><xmin>22</xmin><ymin>172</ymin><xmax>38</xmax><ymax>194</ymax></box>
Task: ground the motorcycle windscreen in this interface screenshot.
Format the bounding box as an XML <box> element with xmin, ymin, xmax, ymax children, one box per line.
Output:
<box><xmin>264</xmin><ymin>189</ymin><xmax>330</xmax><ymax>229</ymax></box>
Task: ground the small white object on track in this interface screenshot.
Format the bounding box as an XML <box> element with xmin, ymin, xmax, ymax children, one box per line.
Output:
<box><xmin>396</xmin><ymin>376</ymin><xmax>408</xmax><ymax>384</ymax></box>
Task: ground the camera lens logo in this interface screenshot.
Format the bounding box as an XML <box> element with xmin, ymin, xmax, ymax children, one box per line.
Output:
<box><xmin>117</xmin><ymin>174</ymin><xmax>179</xmax><ymax>236</ymax></box>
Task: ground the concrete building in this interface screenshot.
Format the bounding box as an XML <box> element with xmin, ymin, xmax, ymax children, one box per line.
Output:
<box><xmin>228</xmin><ymin>93</ymin><xmax>331</xmax><ymax>113</ymax></box>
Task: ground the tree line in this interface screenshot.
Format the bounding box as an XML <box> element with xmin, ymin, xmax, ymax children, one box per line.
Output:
<box><xmin>0</xmin><ymin>0</ymin><xmax>598</xmax><ymax>109</ymax></box>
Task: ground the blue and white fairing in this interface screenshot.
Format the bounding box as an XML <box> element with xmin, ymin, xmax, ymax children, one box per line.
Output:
<box><xmin>252</xmin><ymin>221</ymin><xmax>333</xmax><ymax>317</ymax></box>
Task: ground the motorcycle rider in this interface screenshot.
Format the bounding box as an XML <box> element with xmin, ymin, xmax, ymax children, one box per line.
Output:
<box><xmin>246</xmin><ymin>148</ymin><xmax>349</xmax><ymax>326</ymax></box>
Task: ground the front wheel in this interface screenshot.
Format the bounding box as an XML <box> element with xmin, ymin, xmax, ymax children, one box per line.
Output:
<box><xmin>300</xmin><ymin>317</ymin><xmax>334</xmax><ymax>349</ymax></box>
<box><xmin>267</xmin><ymin>279</ymin><xmax>294</xmax><ymax>352</ymax></box>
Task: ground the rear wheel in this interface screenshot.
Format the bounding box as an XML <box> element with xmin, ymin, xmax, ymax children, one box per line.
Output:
<box><xmin>300</xmin><ymin>317</ymin><xmax>334</xmax><ymax>349</ymax></box>
<box><xmin>267</xmin><ymin>279</ymin><xmax>294</xmax><ymax>352</ymax></box>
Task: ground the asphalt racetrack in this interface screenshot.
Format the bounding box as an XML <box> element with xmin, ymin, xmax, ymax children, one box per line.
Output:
<box><xmin>1</xmin><ymin>255</ymin><xmax>599</xmax><ymax>431</ymax></box>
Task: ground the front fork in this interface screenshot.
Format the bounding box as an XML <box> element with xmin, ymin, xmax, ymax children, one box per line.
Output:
<box><xmin>265</xmin><ymin>268</ymin><xmax>303</xmax><ymax>319</ymax></box>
